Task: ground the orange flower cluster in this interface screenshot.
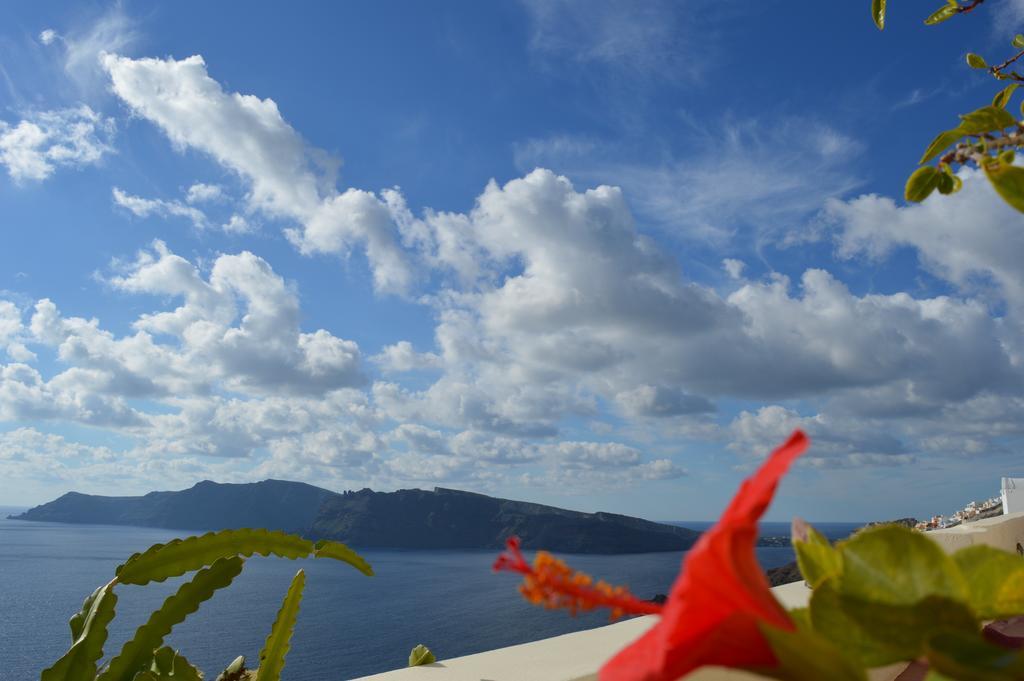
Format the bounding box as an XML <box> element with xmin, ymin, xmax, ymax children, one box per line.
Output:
<box><xmin>493</xmin><ymin>537</ymin><xmax>663</xmax><ymax>620</ymax></box>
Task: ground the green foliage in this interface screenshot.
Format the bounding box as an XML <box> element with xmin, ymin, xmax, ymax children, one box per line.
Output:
<box><xmin>757</xmin><ymin>624</ymin><xmax>866</xmax><ymax>681</ymax></box>
<box><xmin>993</xmin><ymin>84</ymin><xmax>1020</xmax><ymax>109</ymax></box>
<box><xmin>967</xmin><ymin>53</ymin><xmax>988</xmax><ymax>70</ymax></box>
<box><xmin>869</xmin><ymin>0</ymin><xmax>1024</xmax><ymax>213</ymax></box>
<box><xmin>43</xmin><ymin>529</ymin><xmax>373</xmax><ymax>681</ymax></box>
<box><xmin>769</xmin><ymin>522</ymin><xmax>1024</xmax><ymax>679</ymax></box>
<box><xmin>408</xmin><ymin>644</ymin><xmax>437</xmax><ymax>667</ymax></box>
<box><xmin>983</xmin><ymin>159</ymin><xmax>1024</xmax><ymax>212</ymax></box>
<box><xmin>313</xmin><ymin>539</ymin><xmax>375</xmax><ymax>576</ymax></box>
<box><xmin>98</xmin><ymin>557</ymin><xmax>244</xmax><ymax>681</ymax></box>
<box><xmin>255</xmin><ymin>570</ymin><xmax>305</xmax><ymax>681</ymax></box>
<box><xmin>792</xmin><ymin>522</ymin><xmax>841</xmax><ymax>589</ymax></box>
<box><xmin>42</xmin><ymin>585</ymin><xmax>118</xmax><ymax>681</ymax></box>
<box><xmin>927</xmin><ymin>631</ymin><xmax>1024</xmax><ymax>680</ymax></box>
<box><xmin>925</xmin><ymin>3</ymin><xmax>959</xmax><ymax>26</ymax></box>
<box><xmin>115</xmin><ymin>529</ymin><xmax>314</xmax><ymax>585</ymax></box>
<box><xmin>138</xmin><ymin>648</ymin><xmax>203</xmax><ymax>681</ymax></box>
<box><xmin>906</xmin><ymin>166</ymin><xmax>944</xmax><ymax>202</ymax></box>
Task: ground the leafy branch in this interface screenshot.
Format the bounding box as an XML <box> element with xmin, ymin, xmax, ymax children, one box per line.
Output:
<box><xmin>871</xmin><ymin>2</ymin><xmax>1024</xmax><ymax>212</ymax></box>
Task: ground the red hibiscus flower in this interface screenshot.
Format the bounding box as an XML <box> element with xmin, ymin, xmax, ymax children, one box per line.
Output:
<box><xmin>600</xmin><ymin>429</ymin><xmax>809</xmax><ymax>681</ymax></box>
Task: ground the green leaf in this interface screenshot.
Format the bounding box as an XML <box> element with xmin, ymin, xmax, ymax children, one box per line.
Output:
<box><xmin>793</xmin><ymin>521</ymin><xmax>842</xmax><ymax>589</ymax></box>
<box><xmin>872</xmin><ymin>0</ymin><xmax>886</xmax><ymax>30</ymax></box>
<box><xmin>838</xmin><ymin>525</ymin><xmax>968</xmax><ymax>605</ymax></box>
<box><xmin>313</xmin><ymin>539</ymin><xmax>374</xmax><ymax>576</ymax></box>
<box><xmin>927</xmin><ymin>630</ymin><xmax>1024</xmax><ymax>681</ymax></box>
<box><xmin>814</xmin><ymin>579</ymin><xmax>977</xmax><ymax>667</ymax></box>
<box><xmin>994</xmin><ymin>569</ymin><xmax>1024</xmax><ymax>614</ymax></box>
<box><xmin>408</xmin><ymin>644</ymin><xmax>437</xmax><ymax>667</ymax></box>
<box><xmin>787</xmin><ymin>607</ymin><xmax>813</xmax><ymax>633</ymax></box>
<box><xmin>984</xmin><ymin>160</ymin><xmax>1024</xmax><ymax>213</ymax></box>
<box><xmin>99</xmin><ymin>557</ymin><xmax>244</xmax><ymax>681</ymax></box>
<box><xmin>959</xmin><ymin>105</ymin><xmax>1017</xmax><ymax>135</ymax></box>
<box><xmin>993</xmin><ymin>83</ymin><xmax>1020</xmax><ymax>109</ymax></box>
<box><xmin>68</xmin><ymin>585</ymin><xmax>104</xmax><ymax>642</ymax></box>
<box><xmin>149</xmin><ymin>648</ymin><xmax>203</xmax><ymax>681</ymax></box>
<box><xmin>809</xmin><ymin>581</ymin><xmax>907</xmax><ymax>667</ymax></box>
<box><xmin>967</xmin><ymin>53</ymin><xmax>989</xmax><ymax>69</ymax></box>
<box><xmin>42</xmin><ymin>584</ymin><xmax>118</xmax><ymax>681</ymax></box>
<box><xmin>906</xmin><ymin>166</ymin><xmax>944</xmax><ymax>203</ymax></box>
<box><xmin>953</xmin><ymin>545</ymin><xmax>1024</xmax><ymax>619</ymax></box>
<box><xmin>921</xmin><ymin>129</ymin><xmax>965</xmax><ymax>164</ymax></box>
<box><xmin>256</xmin><ymin>569</ymin><xmax>305</xmax><ymax>681</ymax></box>
<box><xmin>757</xmin><ymin>623</ymin><xmax>866</xmax><ymax>681</ymax></box>
<box><xmin>1014</xmin><ymin>34</ymin><xmax>1024</xmax><ymax>49</ymax></box>
<box><xmin>925</xmin><ymin>5</ymin><xmax>958</xmax><ymax>25</ymax></box>
<box><xmin>116</xmin><ymin>529</ymin><xmax>314</xmax><ymax>585</ymax></box>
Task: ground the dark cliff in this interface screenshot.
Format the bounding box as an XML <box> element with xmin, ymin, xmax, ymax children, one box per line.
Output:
<box><xmin>310</xmin><ymin>487</ymin><xmax>701</xmax><ymax>553</ymax></box>
<box><xmin>11</xmin><ymin>481</ymin><xmax>700</xmax><ymax>554</ymax></box>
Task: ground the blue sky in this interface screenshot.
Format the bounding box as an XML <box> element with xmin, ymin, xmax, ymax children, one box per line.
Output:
<box><xmin>1</xmin><ymin>0</ymin><xmax>1022</xmax><ymax>522</ymax></box>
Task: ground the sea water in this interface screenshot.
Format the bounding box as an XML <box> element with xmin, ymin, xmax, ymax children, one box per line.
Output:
<box><xmin>0</xmin><ymin>510</ymin><xmax>860</xmax><ymax>680</ymax></box>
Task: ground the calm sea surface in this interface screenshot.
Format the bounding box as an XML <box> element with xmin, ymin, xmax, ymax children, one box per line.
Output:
<box><xmin>0</xmin><ymin>509</ymin><xmax>861</xmax><ymax>681</ymax></box>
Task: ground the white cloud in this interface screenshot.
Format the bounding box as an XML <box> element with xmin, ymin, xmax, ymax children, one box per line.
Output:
<box><xmin>519</xmin><ymin>0</ymin><xmax>719</xmax><ymax>81</ymax></box>
<box><xmin>514</xmin><ymin>119</ymin><xmax>863</xmax><ymax>246</ymax></box>
<box><xmin>827</xmin><ymin>167</ymin><xmax>1024</xmax><ymax>313</ymax></box>
<box><xmin>113</xmin><ymin>187</ymin><xmax>207</xmax><ymax>228</ymax></box>
<box><xmin>102</xmin><ymin>54</ymin><xmax>412</xmax><ymax>293</ymax></box>
<box><xmin>38</xmin><ymin>29</ymin><xmax>58</xmax><ymax>46</ymax></box>
<box><xmin>185</xmin><ymin>182</ymin><xmax>223</xmax><ymax>204</ymax></box>
<box><xmin>0</xmin><ymin>106</ymin><xmax>115</xmax><ymax>182</ymax></box>
<box><xmin>371</xmin><ymin>341</ymin><xmax>441</xmax><ymax>373</ymax></box>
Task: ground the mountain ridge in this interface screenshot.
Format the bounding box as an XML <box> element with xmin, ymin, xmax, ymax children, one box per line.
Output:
<box><xmin>10</xmin><ymin>479</ymin><xmax>701</xmax><ymax>554</ymax></box>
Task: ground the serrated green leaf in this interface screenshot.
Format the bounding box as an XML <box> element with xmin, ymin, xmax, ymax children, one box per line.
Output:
<box><xmin>906</xmin><ymin>166</ymin><xmax>944</xmax><ymax>203</ymax></box>
<box><xmin>794</xmin><ymin>522</ymin><xmax>842</xmax><ymax>589</ymax></box>
<box><xmin>872</xmin><ymin>0</ymin><xmax>886</xmax><ymax>30</ymax></box>
<box><xmin>921</xmin><ymin>129</ymin><xmax>965</xmax><ymax>164</ymax></box>
<box><xmin>256</xmin><ymin>570</ymin><xmax>305</xmax><ymax>681</ymax></box>
<box><xmin>925</xmin><ymin>5</ymin><xmax>958</xmax><ymax>25</ymax></box>
<box><xmin>99</xmin><ymin>557</ymin><xmax>244</xmax><ymax>681</ymax></box>
<box><xmin>984</xmin><ymin>160</ymin><xmax>1024</xmax><ymax>213</ymax></box>
<box><xmin>313</xmin><ymin>539</ymin><xmax>374</xmax><ymax>576</ymax></box>
<box><xmin>1014</xmin><ymin>34</ymin><xmax>1024</xmax><ymax>49</ymax></box>
<box><xmin>148</xmin><ymin>648</ymin><xmax>202</xmax><ymax>681</ymax></box>
<box><xmin>408</xmin><ymin>644</ymin><xmax>437</xmax><ymax>667</ymax></box>
<box><xmin>69</xmin><ymin>585</ymin><xmax>104</xmax><ymax>643</ymax></box>
<box><xmin>116</xmin><ymin>529</ymin><xmax>314</xmax><ymax>585</ymax></box>
<box><xmin>967</xmin><ymin>53</ymin><xmax>989</xmax><ymax>69</ymax></box>
<box><xmin>993</xmin><ymin>83</ymin><xmax>1020</xmax><ymax>109</ymax></box>
<box><xmin>42</xmin><ymin>584</ymin><xmax>118</xmax><ymax>681</ymax></box>
<box><xmin>927</xmin><ymin>630</ymin><xmax>1024</xmax><ymax>681</ymax></box>
<box><xmin>959</xmin><ymin>105</ymin><xmax>1017</xmax><ymax>135</ymax></box>
<box><xmin>953</xmin><ymin>545</ymin><xmax>1024</xmax><ymax>619</ymax></box>
<box><xmin>757</xmin><ymin>623</ymin><xmax>866</xmax><ymax>681</ymax></box>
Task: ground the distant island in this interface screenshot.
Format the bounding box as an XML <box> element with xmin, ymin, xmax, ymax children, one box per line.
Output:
<box><xmin>9</xmin><ymin>479</ymin><xmax>703</xmax><ymax>554</ymax></box>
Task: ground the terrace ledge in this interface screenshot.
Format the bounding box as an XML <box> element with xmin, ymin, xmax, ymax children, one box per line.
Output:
<box><xmin>354</xmin><ymin>512</ymin><xmax>1024</xmax><ymax>681</ymax></box>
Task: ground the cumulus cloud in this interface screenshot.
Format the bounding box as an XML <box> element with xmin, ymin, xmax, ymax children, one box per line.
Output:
<box><xmin>371</xmin><ymin>341</ymin><xmax>441</xmax><ymax>373</ymax></box>
<box><xmin>0</xmin><ymin>106</ymin><xmax>114</xmax><ymax>182</ymax></box>
<box><xmin>827</xmin><ymin>167</ymin><xmax>1024</xmax><ymax>313</ymax></box>
<box><xmin>102</xmin><ymin>54</ymin><xmax>412</xmax><ymax>293</ymax></box>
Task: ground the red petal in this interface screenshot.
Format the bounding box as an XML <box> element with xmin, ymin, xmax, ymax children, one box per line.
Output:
<box><xmin>600</xmin><ymin>430</ymin><xmax>808</xmax><ymax>681</ymax></box>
